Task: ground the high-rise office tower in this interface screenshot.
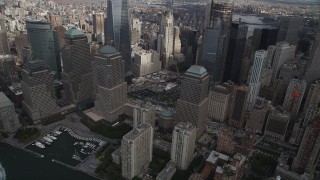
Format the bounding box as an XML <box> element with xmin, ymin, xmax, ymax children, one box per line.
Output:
<box><xmin>0</xmin><ymin>92</ymin><xmax>21</xmax><ymax>133</ymax></box>
<box><xmin>277</xmin><ymin>17</ymin><xmax>302</xmax><ymax>45</ymax></box>
<box><xmin>228</xmin><ymin>85</ymin><xmax>249</xmax><ymax>128</ymax></box>
<box><xmin>268</xmin><ymin>42</ymin><xmax>296</xmax><ymax>84</ymax></box>
<box><xmin>171</xmin><ymin>122</ymin><xmax>197</xmax><ymax>170</ymax></box>
<box><xmin>133</xmin><ymin>101</ymin><xmax>156</xmax><ymax>128</ymax></box>
<box><xmin>0</xmin><ymin>30</ymin><xmax>10</xmax><ymax>54</ymax></box>
<box><xmin>173</xmin><ymin>26</ymin><xmax>182</xmax><ymax>55</ymax></box>
<box><xmin>48</xmin><ymin>14</ymin><xmax>61</xmax><ymax>29</ymax></box>
<box><xmin>291</xmin><ymin>116</ymin><xmax>320</xmax><ymax>174</ymax></box>
<box><xmin>61</xmin><ymin>27</ymin><xmax>93</xmax><ymax>105</ymax></box>
<box><xmin>21</xmin><ymin>60</ymin><xmax>59</xmax><ymax>122</ymax></box>
<box><xmin>105</xmin><ymin>0</ymin><xmax>131</xmax><ymax>73</ymax></box>
<box><xmin>93</xmin><ymin>45</ymin><xmax>127</xmax><ymax>123</ymax></box>
<box><xmin>247</xmin><ymin>50</ymin><xmax>268</xmax><ymax>111</ymax></box>
<box><xmin>304</xmin><ymin>80</ymin><xmax>320</xmax><ymax>110</ymax></box>
<box><xmin>252</xmin><ymin>28</ymin><xmax>279</xmax><ymax>51</ymax></box>
<box><xmin>207</xmin><ymin>83</ymin><xmax>233</xmax><ymax>123</ymax></box>
<box><xmin>121</xmin><ymin>123</ymin><xmax>153</xmax><ymax>179</ymax></box>
<box><xmin>278</xmin><ymin>59</ymin><xmax>307</xmax><ymax>86</ymax></box>
<box><xmin>245</xmin><ymin>97</ymin><xmax>272</xmax><ymax>133</ymax></box>
<box><xmin>223</xmin><ymin>22</ymin><xmax>248</xmax><ymax>82</ymax></box>
<box><xmin>200</xmin><ymin>0</ymin><xmax>233</xmax><ymax>82</ymax></box>
<box><xmin>175</xmin><ymin>65</ymin><xmax>209</xmax><ymax>138</ymax></box>
<box><xmin>119</xmin><ymin>0</ymin><xmax>131</xmax><ymax>74</ymax></box>
<box><xmin>283</xmin><ymin>79</ymin><xmax>306</xmax><ymax>117</ymax></box>
<box><xmin>26</xmin><ymin>20</ymin><xmax>60</xmax><ymax>76</ymax></box>
<box><xmin>93</xmin><ymin>13</ymin><xmax>104</xmax><ymax>35</ymax></box>
<box><xmin>304</xmin><ymin>33</ymin><xmax>320</xmax><ymax>85</ymax></box>
<box><xmin>264</xmin><ymin>107</ymin><xmax>290</xmax><ymax>141</ymax></box>
<box><xmin>160</xmin><ymin>10</ymin><xmax>174</xmax><ymax>69</ymax></box>
<box><xmin>0</xmin><ymin>54</ymin><xmax>19</xmax><ymax>94</ymax></box>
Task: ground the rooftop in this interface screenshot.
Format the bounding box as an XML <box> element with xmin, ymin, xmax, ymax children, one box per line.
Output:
<box><xmin>186</xmin><ymin>65</ymin><xmax>207</xmax><ymax>76</ymax></box>
<box><xmin>156</xmin><ymin>160</ymin><xmax>177</xmax><ymax>180</ymax></box>
<box><xmin>206</xmin><ymin>150</ymin><xmax>230</xmax><ymax>165</ymax></box>
<box><xmin>65</xmin><ymin>27</ymin><xmax>84</xmax><ymax>38</ymax></box>
<box><xmin>160</xmin><ymin>109</ymin><xmax>174</xmax><ymax>118</ymax></box>
<box><xmin>123</xmin><ymin>123</ymin><xmax>152</xmax><ymax>141</ymax></box>
<box><xmin>0</xmin><ymin>92</ymin><xmax>13</xmax><ymax>108</ymax></box>
<box><xmin>99</xmin><ymin>45</ymin><xmax>118</xmax><ymax>54</ymax></box>
<box><xmin>175</xmin><ymin>122</ymin><xmax>196</xmax><ymax>132</ymax></box>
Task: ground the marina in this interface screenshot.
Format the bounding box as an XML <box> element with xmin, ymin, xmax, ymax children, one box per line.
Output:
<box><xmin>0</xmin><ymin>142</ymin><xmax>97</xmax><ymax>180</ymax></box>
<box><xmin>26</xmin><ymin>126</ymin><xmax>106</xmax><ymax>167</ymax></box>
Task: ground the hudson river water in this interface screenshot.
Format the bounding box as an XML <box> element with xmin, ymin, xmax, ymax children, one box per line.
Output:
<box><xmin>0</xmin><ymin>142</ymin><xmax>97</xmax><ymax>180</ymax></box>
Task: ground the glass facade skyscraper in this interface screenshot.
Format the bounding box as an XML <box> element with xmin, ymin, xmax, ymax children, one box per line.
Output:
<box><xmin>106</xmin><ymin>0</ymin><xmax>131</xmax><ymax>74</ymax></box>
<box><xmin>26</xmin><ymin>21</ymin><xmax>61</xmax><ymax>78</ymax></box>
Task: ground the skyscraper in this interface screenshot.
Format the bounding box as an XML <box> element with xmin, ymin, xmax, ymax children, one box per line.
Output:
<box><xmin>171</xmin><ymin>122</ymin><xmax>197</xmax><ymax>170</ymax></box>
<box><xmin>228</xmin><ymin>85</ymin><xmax>249</xmax><ymax>129</ymax></box>
<box><xmin>264</xmin><ymin>107</ymin><xmax>290</xmax><ymax>141</ymax></box>
<box><xmin>93</xmin><ymin>13</ymin><xmax>104</xmax><ymax>35</ymax></box>
<box><xmin>291</xmin><ymin>116</ymin><xmax>320</xmax><ymax>174</ymax></box>
<box><xmin>21</xmin><ymin>60</ymin><xmax>59</xmax><ymax>122</ymax></box>
<box><xmin>223</xmin><ymin>22</ymin><xmax>248</xmax><ymax>82</ymax></box>
<box><xmin>304</xmin><ymin>80</ymin><xmax>320</xmax><ymax>110</ymax></box>
<box><xmin>105</xmin><ymin>0</ymin><xmax>131</xmax><ymax>73</ymax></box>
<box><xmin>268</xmin><ymin>42</ymin><xmax>296</xmax><ymax>84</ymax></box>
<box><xmin>277</xmin><ymin>16</ymin><xmax>302</xmax><ymax>45</ymax></box>
<box><xmin>133</xmin><ymin>101</ymin><xmax>156</xmax><ymax>128</ymax></box>
<box><xmin>160</xmin><ymin>10</ymin><xmax>174</xmax><ymax>69</ymax></box>
<box><xmin>121</xmin><ymin>123</ymin><xmax>153</xmax><ymax>179</ymax></box>
<box><xmin>0</xmin><ymin>92</ymin><xmax>21</xmax><ymax>133</ymax></box>
<box><xmin>199</xmin><ymin>0</ymin><xmax>233</xmax><ymax>82</ymax></box>
<box><xmin>0</xmin><ymin>30</ymin><xmax>10</xmax><ymax>54</ymax></box>
<box><xmin>175</xmin><ymin>65</ymin><xmax>209</xmax><ymax>138</ymax></box>
<box><xmin>247</xmin><ymin>50</ymin><xmax>268</xmax><ymax>111</ymax></box>
<box><xmin>26</xmin><ymin>20</ymin><xmax>61</xmax><ymax>76</ymax></box>
<box><xmin>304</xmin><ymin>33</ymin><xmax>320</xmax><ymax>85</ymax></box>
<box><xmin>283</xmin><ymin>79</ymin><xmax>306</xmax><ymax>117</ymax></box>
<box><xmin>61</xmin><ymin>27</ymin><xmax>93</xmax><ymax>105</ymax></box>
<box><xmin>207</xmin><ymin>83</ymin><xmax>233</xmax><ymax>123</ymax></box>
<box><xmin>93</xmin><ymin>45</ymin><xmax>127</xmax><ymax>123</ymax></box>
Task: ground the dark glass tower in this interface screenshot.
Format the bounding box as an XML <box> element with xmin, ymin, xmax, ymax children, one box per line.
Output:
<box><xmin>199</xmin><ymin>0</ymin><xmax>233</xmax><ymax>83</ymax></box>
<box><xmin>223</xmin><ymin>22</ymin><xmax>248</xmax><ymax>82</ymax></box>
<box><xmin>26</xmin><ymin>20</ymin><xmax>61</xmax><ymax>78</ymax></box>
<box><xmin>105</xmin><ymin>0</ymin><xmax>131</xmax><ymax>74</ymax></box>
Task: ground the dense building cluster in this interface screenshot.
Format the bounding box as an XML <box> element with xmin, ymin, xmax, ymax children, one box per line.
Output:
<box><xmin>0</xmin><ymin>0</ymin><xmax>320</xmax><ymax>180</ymax></box>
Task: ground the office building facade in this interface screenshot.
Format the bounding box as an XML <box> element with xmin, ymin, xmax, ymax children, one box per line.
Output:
<box><xmin>61</xmin><ymin>27</ymin><xmax>93</xmax><ymax>105</ymax></box>
<box><xmin>283</xmin><ymin>79</ymin><xmax>306</xmax><ymax>117</ymax></box>
<box><xmin>133</xmin><ymin>101</ymin><xmax>156</xmax><ymax>128</ymax></box>
<box><xmin>264</xmin><ymin>107</ymin><xmax>290</xmax><ymax>141</ymax></box>
<box><xmin>228</xmin><ymin>85</ymin><xmax>249</xmax><ymax>128</ymax></box>
<box><xmin>207</xmin><ymin>83</ymin><xmax>233</xmax><ymax>123</ymax></box>
<box><xmin>0</xmin><ymin>92</ymin><xmax>21</xmax><ymax>133</ymax></box>
<box><xmin>21</xmin><ymin>60</ymin><xmax>59</xmax><ymax>122</ymax></box>
<box><xmin>121</xmin><ymin>123</ymin><xmax>153</xmax><ymax>179</ymax></box>
<box><xmin>171</xmin><ymin>122</ymin><xmax>197</xmax><ymax>170</ymax></box>
<box><xmin>175</xmin><ymin>65</ymin><xmax>209</xmax><ymax>138</ymax></box>
<box><xmin>93</xmin><ymin>45</ymin><xmax>127</xmax><ymax>123</ymax></box>
<box><xmin>26</xmin><ymin>20</ymin><xmax>60</xmax><ymax>76</ymax></box>
<box><xmin>247</xmin><ymin>50</ymin><xmax>268</xmax><ymax>111</ymax></box>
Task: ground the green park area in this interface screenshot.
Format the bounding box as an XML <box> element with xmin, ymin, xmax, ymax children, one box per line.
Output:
<box><xmin>14</xmin><ymin>127</ymin><xmax>40</xmax><ymax>143</ymax></box>
<box><xmin>149</xmin><ymin>148</ymin><xmax>171</xmax><ymax>174</ymax></box>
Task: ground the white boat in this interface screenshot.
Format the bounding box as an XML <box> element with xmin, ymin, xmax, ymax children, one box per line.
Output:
<box><xmin>43</xmin><ymin>136</ymin><xmax>53</xmax><ymax>143</ymax></box>
<box><xmin>39</xmin><ymin>139</ymin><xmax>51</xmax><ymax>145</ymax></box>
<box><xmin>35</xmin><ymin>141</ymin><xmax>45</xmax><ymax>148</ymax></box>
<box><xmin>54</xmin><ymin>130</ymin><xmax>62</xmax><ymax>134</ymax></box>
<box><xmin>47</xmin><ymin>135</ymin><xmax>57</xmax><ymax>140</ymax></box>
